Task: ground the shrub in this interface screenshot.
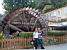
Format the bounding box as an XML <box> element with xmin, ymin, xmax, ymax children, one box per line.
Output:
<box><xmin>47</xmin><ymin>31</ymin><xmax>65</xmax><ymax>36</ymax></box>
<box><xmin>19</xmin><ymin>32</ymin><xmax>33</xmax><ymax>38</ymax></box>
<box><xmin>0</xmin><ymin>32</ymin><xmax>5</xmax><ymax>40</ymax></box>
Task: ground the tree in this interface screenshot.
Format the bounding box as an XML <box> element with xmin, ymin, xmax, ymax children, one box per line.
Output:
<box><xmin>51</xmin><ymin>0</ymin><xmax>63</xmax><ymax>8</ymax></box>
<box><xmin>3</xmin><ymin>0</ymin><xmax>67</xmax><ymax>13</ymax></box>
<box><xmin>3</xmin><ymin>0</ymin><xmax>48</xmax><ymax>13</ymax></box>
<box><xmin>3</xmin><ymin>0</ymin><xmax>36</xmax><ymax>13</ymax></box>
<box><xmin>43</xmin><ymin>0</ymin><xmax>67</xmax><ymax>13</ymax></box>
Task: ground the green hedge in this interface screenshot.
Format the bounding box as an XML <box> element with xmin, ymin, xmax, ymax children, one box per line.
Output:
<box><xmin>19</xmin><ymin>32</ymin><xmax>33</xmax><ymax>38</ymax></box>
<box><xmin>16</xmin><ymin>31</ymin><xmax>66</xmax><ymax>38</ymax></box>
<box><xmin>47</xmin><ymin>31</ymin><xmax>65</xmax><ymax>36</ymax></box>
<box><xmin>0</xmin><ymin>32</ymin><xmax>5</xmax><ymax>40</ymax></box>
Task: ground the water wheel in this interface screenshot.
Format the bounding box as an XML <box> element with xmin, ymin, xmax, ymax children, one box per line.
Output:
<box><xmin>3</xmin><ymin>7</ymin><xmax>48</xmax><ymax>34</ymax></box>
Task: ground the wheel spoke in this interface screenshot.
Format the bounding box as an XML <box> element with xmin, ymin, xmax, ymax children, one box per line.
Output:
<box><xmin>8</xmin><ymin>24</ymin><xmax>23</xmax><ymax>32</ymax></box>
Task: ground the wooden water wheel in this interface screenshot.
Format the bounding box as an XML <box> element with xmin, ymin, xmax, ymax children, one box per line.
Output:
<box><xmin>3</xmin><ymin>7</ymin><xmax>48</xmax><ymax>34</ymax></box>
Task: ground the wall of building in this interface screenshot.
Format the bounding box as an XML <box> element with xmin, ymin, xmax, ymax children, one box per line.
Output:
<box><xmin>45</xmin><ymin>6</ymin><xmax>67</xmax><ymax>21</ymax></box>
<box><xmin>45</xmin><ymin>6</ymin><xmax>67</xmax><ymax>27</ymax></box>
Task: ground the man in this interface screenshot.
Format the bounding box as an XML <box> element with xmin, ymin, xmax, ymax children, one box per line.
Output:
<box><xmin>38</xmin><ymin>28</ymin><xmax>45</xmax><ymax>49</ymax></box>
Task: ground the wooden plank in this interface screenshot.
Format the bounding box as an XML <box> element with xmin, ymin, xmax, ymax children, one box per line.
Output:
<box><xmin>8</xmin><ymin>24</ymin><xmax>23</xmax><ymax>31</ymax></box>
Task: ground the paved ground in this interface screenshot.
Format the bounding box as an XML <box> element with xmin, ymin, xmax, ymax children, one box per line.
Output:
<box><xmin>45</xmin><ymin>43</ymin><xmax>67</xmax><ymax>50</ymax></box>
<box><xmin>15</xmin><ymin>43</ymin><xmax>67</xmax><ymax>50</ymax></box>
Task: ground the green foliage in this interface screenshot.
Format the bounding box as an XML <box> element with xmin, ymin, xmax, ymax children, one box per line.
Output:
<box><xmin>43</xmin><ymin>0</ymin><xmax>67</xmax><ymax>13</ymax></box>
<box><xmin>47</xmin><ymin>39</ymin><xmax>57</xmax><ymax>45</ymax></box>
<box><xmin>3</xmin><ymin>0</ymin><xmax>36</xmax><ymax>13</ymax></box>
<box><xmin>3</xmin><ymin>0</ymin><xmax>67</xmax><ymax>13</ymax></box>
<box><xmin>19</xmin><ymin>32</ymin><xmax>33</xmax><ymax>38</ymax></box>
<box><xmin>60</xmin><ymin>19</ymin><xmax>67</xmax><ymax>22</ymax></box>
<box><xmin>51</xmin><ymin>0</ymin><xmax>64</xmax><ymax>8</ymax></box>
<box><xmin>0</xmin><ymin>32</ymin><xmax>5</xmax><ymax>40</ymax></box>
<box><xmin>47</xmin><ymin>31</ymin><xmax>65</xmax><ymax>36</ymax></box>
<box><xmin>3</xmin><ymin>0</ymin><xmax>48</xmax><ymax>13</ymax></box>
<box><xmin>15</xmin><ymin>31</ymin><xmax>66</xmax><ymax>38</ymax></box>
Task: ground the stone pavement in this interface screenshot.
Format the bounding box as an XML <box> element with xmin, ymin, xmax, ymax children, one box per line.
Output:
<box><xmin>45</xmin><ymin>43</ymin><xmax>67</xmax><ymax>50</ymax></box>
<box><xmin>15</xmin><ymin>43</ymin><xmax>67</xmax><ymax>50</ymax></box>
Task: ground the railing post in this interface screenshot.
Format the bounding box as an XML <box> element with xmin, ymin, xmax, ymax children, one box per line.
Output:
<box><xmin>1</xmin><ymin>40</ymin><xmax>3</xmax><ymax>48</ymax></box>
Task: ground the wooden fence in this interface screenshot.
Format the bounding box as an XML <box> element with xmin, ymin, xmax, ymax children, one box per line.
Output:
<box><xmin>0</xmin><ymin>38</ymin><xmax>33</xmax><ymax>49</ymax></box>
<box><xmin>0</xmin><ymin>35</ymin><xmax>66</xmax><ymax>49</ymax></box>
<box><xmin>46</xmin><ymin>36</ymin><xmax>64</xmax><ymax>42</ymax></box>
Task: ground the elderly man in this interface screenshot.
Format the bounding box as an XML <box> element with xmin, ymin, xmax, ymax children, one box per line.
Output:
<box><xmin>38</xmin><ymin>27</ymin><xmax>45</xmax><ymax>49</ymax></box>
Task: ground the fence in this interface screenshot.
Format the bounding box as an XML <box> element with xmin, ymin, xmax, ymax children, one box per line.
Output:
<box><xmin>0</xmin><ymin>38</ymin><xmax>33</xmax><ymax>49</ymax></box>
<box><xmin>0</xmin><ymin>35</ymin><xmax>66</xmax><ymax>49</ymax></box>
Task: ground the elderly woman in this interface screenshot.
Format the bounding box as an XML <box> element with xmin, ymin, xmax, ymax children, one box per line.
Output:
<box><xmin>33</xmin><ymin>28</ymin><xmax>39</xmax><ymax>49</ymax></box>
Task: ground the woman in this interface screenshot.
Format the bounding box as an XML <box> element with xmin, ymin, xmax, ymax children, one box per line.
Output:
<box><xmin>33</xmin><ymin>28</ymin><xmax>39</xmax><ymax>49</ymax></box>
<box><xmin>38</xmin><ymin>28</ymin><xmax>45</xmax><ymax>49</ymax></box>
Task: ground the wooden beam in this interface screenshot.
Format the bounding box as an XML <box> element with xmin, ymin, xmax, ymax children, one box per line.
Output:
<box><xmin>18</xmin><ymin>14</ymin><xmax>23</xmax><ymax>21</ymax></box>
<box><xmin>22</xmin><ymin>11</ymin><xmax>27</xmax><ymax>22</ymax></box>
<box><xmin>32</xmin><ymin>18</ymin><xmax>38</xmax><ymax>30</ymax></box>
<box><xmin>11</xmin><ymin>22</ymin><xmax>35</xmax><ymax>25</ymax></box>
<box><xmin>8</xmin><ymin>24</ymin><xmax>23</xmax><ymax>32</ymax></box>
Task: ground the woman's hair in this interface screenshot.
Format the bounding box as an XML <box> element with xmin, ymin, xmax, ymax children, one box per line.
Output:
<box><xmin>33</xmin><ymin>27</ymin><xmax>37</xmax><ymax>31</ymax></box>
<box><xmin>33</xmin><ymin>27</ymin><xmax>41</xmax><ymax>31</ymax></box>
